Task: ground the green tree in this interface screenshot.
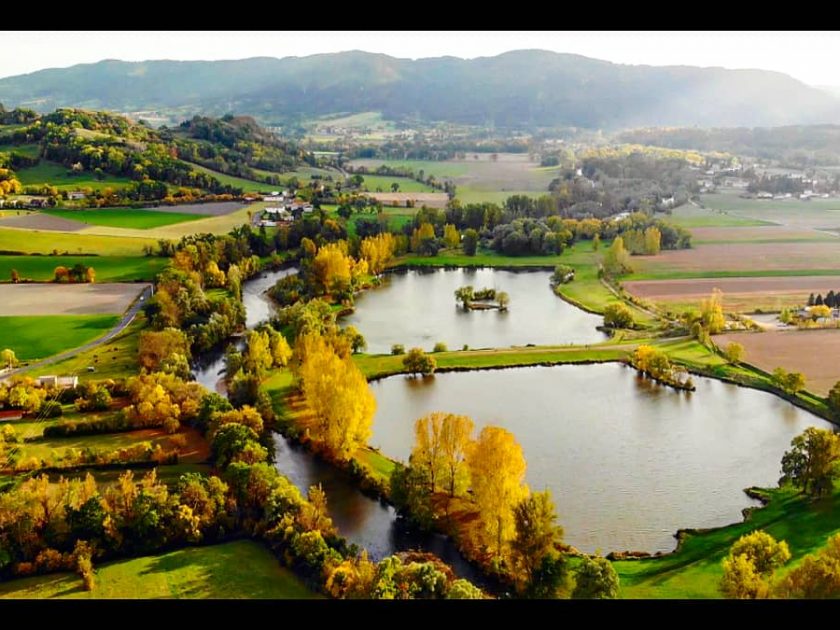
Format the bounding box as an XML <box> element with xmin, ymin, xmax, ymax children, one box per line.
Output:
<box><xmin>403</xmin><ymin>348</ymin><xmax>436</xmax><ymax>376</ymax></box>
<box><xmin>601</xmin><ymin>236</ymin><xmax>633</xmax><ymax>276</ymax></box>
<box><xmin>603</xmin><ymin>303</ymin><xmax>634</xmax><ymax>329</ymax></box>
<box><xmin>780</xmin><ymin>427</ymin><xmax>840</xmax><ymax>497</ymax></box>
<box><xmin>512</xmin><ymin>490</ymin><xmax>564</xmax><ymax>594</ymax></box>
<box><xmin>827</xmin><ymin>381</ymin><xmax>840</xmax><ymax>418</ymax></box>
<box><xmin>454</xmin><ymin>286</ymin><xmax>474</xmax><ymax>309</ymax></box>
<box><xmin>462</xmin><ymin>229</ymin><xmax>478</xmax><ymax>256</ymax></box>
<box><xmin>497</xmin><ymin>291</ymin><xmax>510</xmax><ymax>311</ymax></box>
<box><xmin>572</xmin><ymin>556</ymin><xmax>619</xmax><ymax>599</ymax></box>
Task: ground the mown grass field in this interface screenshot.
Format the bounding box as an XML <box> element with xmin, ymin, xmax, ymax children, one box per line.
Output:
<box><xmin>15</xmin><ymin>160</ymin><xmax>135</xmax><ymax>191</ymax></box>
<box><xmin>24</xmin><ymin>315</ymin><xmax>144</xmax><ymax>382</ymax></box>
<box><xmin>358</xmin><ymin>174</ymin><xmax>434</xmax><ymax>193</ymax></box>
<box><xmin>0</xmin><ymin>228</ymin><xmax>157</xmax><ymax>256</ymax></box>
<box><xmin>184</xmin><ymin>162</ymin><xmax>264</xmax><ymax>192</ymax></box>
<box><xmin>43</xmin><ymin>208</ymin><xmax>208</xmax><ymax>230</ymax></box>
<box><xmin>0</xmin><ymin>540</ymin><xmax>318</xmax><ymax>599</ymax></box>
<box><xmin>17</xmin><ymin>427</ymin><xmax>190</xmax><ymax>461</ymax></box>
<box><xmin>701</xmin><ymin>193</ymin><xmax>840</xmax><ymax>229</ymax></box>
<box><xmin>0</xmin><ymin>143</ymin><xmax>40</xmax><ymax>158</ymax></box>
<box><xmin>0</xmin><ymin>314</ymin><xmax>120</xmax><ymax>361</ymax></box>
<box><xmin>666</xmin><ymin>204</ymin><xmax>773</xmax><ymax>228</ymax></box>
<box><xmin>0</xmin><ymin>255</ymin><xmax>166</xmax><ymax>282</ymax></box>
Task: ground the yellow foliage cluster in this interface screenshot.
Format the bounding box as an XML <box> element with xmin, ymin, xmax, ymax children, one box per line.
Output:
<box><xmin>298</xmin><ymin>333</ymin><xmax>376</xmax><ymax>461</ymax></box>
<box><xmin>359</xmin><ymin>233</ymin><xmax>396</xmax><ymax>275</ymax></box>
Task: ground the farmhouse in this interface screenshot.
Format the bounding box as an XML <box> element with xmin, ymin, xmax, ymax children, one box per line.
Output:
<box><xmin>67</xmin><ymin>191</ymin><xmax>86</xmax><ymax>200</ymax></box>
<box><xmin>36</xmin><ymin>375</ymin><xmax>79</xmax><ymax>389</ymax></box>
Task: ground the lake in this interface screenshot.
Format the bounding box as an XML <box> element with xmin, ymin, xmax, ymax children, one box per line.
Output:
<box><xmin>343</xmin><ymin>268</ymin><xmax>605</xmax><ymax>354</ymax></box>
<box><xmin>368</xmin><ymin>364</ymin><xmax>831</xmax><ymax>554</ymax></box>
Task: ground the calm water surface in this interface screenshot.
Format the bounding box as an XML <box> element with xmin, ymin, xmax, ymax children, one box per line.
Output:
<box><xmin>344</xmin><ymin>269</ymin><xmax>605</xmax><ymax>353</ymax></box>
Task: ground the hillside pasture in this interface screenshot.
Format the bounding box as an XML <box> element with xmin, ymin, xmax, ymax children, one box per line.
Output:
<box><xmin>690</xmin><ymin>226</ymin><xmax>837</xmax><ymax>244</ymax></box>
<box><xmin>357</xmin><ymin>174</ymin><xmax>434</xmax><ymax>193</ymax></box>
<box><xmin>0</xmin><ymin>315</ymin><xmax>120</xmax><ymax>361</ymax></box>
<box><xmin>716</xmin><ymin>329</ymin><xmax>840</xmax><ymax>396</ymax></box>
<box><xmin>14</xmin><ymin>160</ymin><xmax>134</xmax><ymax>191</ymax></box>
<box><xmin>0</xmin><ymin>283</ymin><xmax>146</xmax><ymax>316</ymax></box>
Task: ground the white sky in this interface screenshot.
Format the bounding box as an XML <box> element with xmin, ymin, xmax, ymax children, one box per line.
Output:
<box><xmin>2</xmin><ymin>31</ymin><xmax>840</xmax><ymax>86</ymax></box>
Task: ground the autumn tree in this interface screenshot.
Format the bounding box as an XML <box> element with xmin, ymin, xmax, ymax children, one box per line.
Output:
<box><xmin>138</xmin><ymin>328</ymin><xmax>191</xmax><ymax>373</ymax></box>
<box><xmin>10</xmin><ymin>269</ymin><xmax>19</xmax><ymax>283</ymax></box>
<box><xmin>772</xmin><ymin>367</ymin><xmax>806</xmax><ymax>395</ymax></box>
<box><xmin>359</xmin><ymin>233</ymin><xmax>395</xmax><ymax>275</ymax></box>
<box><xmin>720</xmin><ymin>531</ymin><xmax>790</xmax><ymax>599</ymax></box>
<box><xmin>497</xmin><ymin>291</ymin><xmax>510</xmax><ymax>311</ymax></box>
<box><xmin>643</xmin><ymin>226</ymin><xmax>661</xmax><ymax>255</ymax></box>
<box><xmin>312</xmin><ymin>242</ymin><xmax>353</xmax><ymax>297</ymax></box>
<box><xmin>777</xmin><ymin>532</ymin><xmax>840</xmax><ymax>598</ymax></box>
<box><xmin>512</xmin><ymin>490</ymin><xmax>564</xmax><ymax>594</ymax></box>
<box><xmin>403</xmin><ymin>348</ymin><xmax>436</xmax><ymax>376</ymax></box>
<box><xmin>299</xmin><ymin>335</ymin><xmax>376</xmax><ymax>460</ymax></box>
<box><xmin>411</xmin><ymin>412</ymin><xmax>474</xmax><ymax>497</ymax></box>
<box><xmin>86</xmin><ymin>267</ymin><xmax>96</xmax><ymax>284</ymax></box>
<box><xmin>243</xmin><ymin>329</ymin><xmax>273</xmax><ymax>377</ymax></box>
<box><xmin>454</xmin><ymin>286</ymin><xmax>474</xmax><ymax>309</ymax></box>
<box><xmin>53</xmin><ymin>266</ymin><xmax>70</xmax><ymax>283</ymax></box>
<box><xmin>1</xmin><ymin>348</ymin><xmax>17</xmax><ymax>369</ymax></box>
<box><xmin>410</xmin><ymin>223</ymin><xmax>437</xmax><ymax>255</ymax></box>
<box><xmin>724</xmin><ymin>342</ymin><xmax>744</xmax><ymax>365</ymax></box>
<box><xmin>603</xmin><ymin>303</ymin><xmax>634</xmax><ymax>329</ymax></box>
<box><xmin>572</xmin><ymin>556</ymin><xmax>619</xmax><ymax>599</ymax></box>
<box><xmin>266</xmin><ymin>327</ymin><xmax>292</xmax><ymax>367</ymax></box>
<box><xmin>780</xmin><ymin>427</ymin><xmax>840</xmax><ymax>497</ymax></box>
<box><xmin>467</xmin><ymin>426</ymin><xmax>529</xmax><ymax>558</ymax></box>
<box><xmin>601</xmin><ymin>236</ymin><xmax>633</xmax><ymax>276</ymax></box>
<box><xmin>443</xmin><ymin>224</ymin><xmax>461</xmax><ymax>249</ymax></box>
<box><xmin>700</xmin><ymin>289</ymin><xmax>726</xmax><ymax>334</ymax></box>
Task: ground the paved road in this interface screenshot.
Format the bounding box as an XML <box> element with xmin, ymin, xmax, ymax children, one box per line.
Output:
<box><xmin>1</xmin><ymin>284</ymin><xmax>153</xmax><ymax>380</ymax></box>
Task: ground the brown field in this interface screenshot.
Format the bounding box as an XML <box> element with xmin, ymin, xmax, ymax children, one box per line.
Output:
<box><xmin>365</xmin><ymin>192</ymin><xmax>449</xmax><ymax>208</ymax></box>
<box><xmin>0</xmin><ymin>213</ymin><xmax>86</xmax><ymax>232</ymax></box>
<box><xmin>716</xmin><ymin>329</ymin><xmax>840</xmax><ymax>395</ymax></box>
<box><xmin>640</xmin><ymin>242</ymin><xmax>840</xmax><ymax>273</ymax></box>
<box><xmin>690</xmin><ymin>226</ymin><xmax>837</xmax><ymax>243</ymax></box>
<box><xmin>624</xmin><ymin>276</ymin><xmax>840</xmax><ymax>314</ymax></box>
<box><xmin>0</xmin><ymin>283</ymin><xmax>147</xmax><ymax>316</ymax></box>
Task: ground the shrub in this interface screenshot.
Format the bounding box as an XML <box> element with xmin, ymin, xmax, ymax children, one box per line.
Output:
<box><xmin>432</xmin><ymin>342</ymin><xmax>448</xmax><ymax>353</ymax></box>
<box><xmin>391</xmin><ymin>344</ymin><xmax>405</xmax><ymax>356</ymax></box>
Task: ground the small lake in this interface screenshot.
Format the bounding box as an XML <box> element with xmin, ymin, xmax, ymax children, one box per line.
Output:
<box><xmin>343</xmin><ymin>268</ymin><xmax>605</xmax><ymax>354</ymax></box>
<box><xmin>369</xmin><ymin>364</ymin><xmax>833</xmax><ymax>554</ymax></box>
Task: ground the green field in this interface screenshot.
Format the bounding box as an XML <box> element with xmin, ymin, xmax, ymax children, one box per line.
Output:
<box><xmin>0</xmin><ymin>228</ymin><xmax>158</xmax><ymax>256</ymax></box>
<box><xmin>15</xmin><ymin>161</ymin><xmax>135</xmax><ymax>191</ymax></box>
<box><xmin>701</xmin><ymin>193</ymin><xmax>840</xmax><ymax>229</ymax></box>
<box><xmin>43</xmin><ymin>208</ymin><xmax>209</xmax><ymax>230</ymax></box>
<box><xmin>0</xmin><ymin>540</ymin><xmax>318</xmax><ymax>599</ymax></box>
<box><xmin>0</xmin><ymin>143</ymin><xmax>41</xmax><ymax>158</ymax></box>
<box><xmin>0</xmin><ymin>255</ymin><xmax>167</xmax><ymax>282</ymax></box>
<box><xmin>0</xmin><ymin>315</ymin><xmax>120</xmax><ymax>361</ymax></box>
<box><xmin>185</xmin><ymin>162</ymin><xmax>264</xmax><ymax>192</ymax></box>
<box><xmin>25</xmin><ymin>315</ymin><xmax>144</xmax><ymax>381</ymax></box>
<box><xmin>358</xmin><ymin>174</ymin><xmax>434</xmax><ymax>193</ymax></box>
<box><xmin>666</xmin><ymin>204</ymin><xmax>774</xmax><ymax>228</ymax></box>
<box><xmin>18</xmin><ymin>427</ymin><xmax>178</xmax><ymax>460</ymax></box>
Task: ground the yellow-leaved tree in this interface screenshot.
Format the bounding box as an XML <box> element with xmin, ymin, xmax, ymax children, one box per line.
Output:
<box><xmin>299</xmin><ymin>334</ymin><xmax>376</xmax><ymax>460</ymax></box>
<box><xmin>467</xmin><ymin>426</ymin><xmax>529</xmax><ymax>558</ymax></box>
<box><xmin>700</xmin><ymin>289</ymin><xmax>726</xmax><ymax>334</ymax></box>
<box><xmin>312</xmin><ymin>242</ymin><xmax>353</xmax><ymax>296</ymax></box>
<box><xmin>359</xmin><ymin>233</ymin><xmax>396</xmax><ymax>275</ymax></box>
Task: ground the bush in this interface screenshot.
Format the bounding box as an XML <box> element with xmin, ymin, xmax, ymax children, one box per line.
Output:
<box><xmin>603</xmin><ymin>303</ymin><xmax>634</xmax><ymax>329</ymax></box>
<box><xmin>391</xmin><ymin>344</ymin><xmax>405</xmax><ymax>356</ymax></box>
<box><xmin>432</xmin><ymin>342</ymin><xmax>448</xmax><ymax>353</ymax></box>
<box><xmin>41</xmin><ymin>400</ymin><xmax>64</xmax><ymax>418</ymax></box>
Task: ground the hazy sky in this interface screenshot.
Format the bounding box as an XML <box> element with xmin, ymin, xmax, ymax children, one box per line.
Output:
<box><xmin>2</xmin><ymin>31</ymin><xmax>840</xmax><ymax>86</ymax></box>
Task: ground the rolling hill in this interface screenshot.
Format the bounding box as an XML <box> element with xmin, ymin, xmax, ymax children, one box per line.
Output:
<box><xmin>0</xmin><ymin>50</ymin><xmax>838</xmax><ymax>129</ymax></box>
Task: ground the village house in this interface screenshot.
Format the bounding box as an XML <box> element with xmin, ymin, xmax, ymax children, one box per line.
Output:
<box><xmin>36</xmin><ymin>375</ymin><xmax>79</xmax><ymax>389</ymax></box>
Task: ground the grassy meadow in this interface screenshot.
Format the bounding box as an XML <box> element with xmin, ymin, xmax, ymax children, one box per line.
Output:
<box><xmin>0</xmin><ymin>255</ymin><xmax>166</xmax><ymax>282</ymax></box>
<box><xmin>0</xmin><ymin>314</ymin><xmax>120</xmax><ymax>361</ymax></box>
<box><xmin>43</xmin><ymin>208</ymin><xmax>208</xmax><ymax>230</ymax></box>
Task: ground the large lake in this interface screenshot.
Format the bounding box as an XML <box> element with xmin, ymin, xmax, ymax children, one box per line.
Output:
<box><xmin>369</xmin><ymin>364</ymin><xmax>832</xmax><ymax>554</ymax></box>
<box><xmin>343</xmin><ymin>268</ymin><xmax>605</xmax><ymax>354</ymax></box>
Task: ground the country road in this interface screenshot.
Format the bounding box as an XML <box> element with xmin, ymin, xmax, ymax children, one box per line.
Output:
<box><xmin>1</xmin><ymin>284</ymin><xmax>153</xmax><ymax>380</ymax></box>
